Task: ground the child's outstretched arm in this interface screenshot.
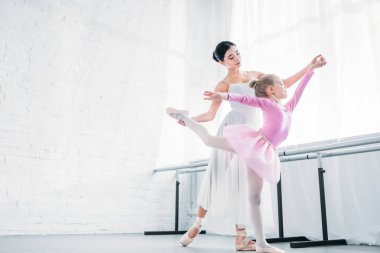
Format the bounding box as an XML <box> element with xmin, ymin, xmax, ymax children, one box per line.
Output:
<box><xmin>203</xmin><ymin>91</ymin><xmax>266</xmax><ymax>108</ymax></box>
<box><xmin>285</xmin><ymin>70</ymin><xmax>314</xmax><ymax>112</ymax></box>
<box><xmin>285</xmin><ymin>56</ymin><xmax>327</xmax><ymax>112</ymax></box>
<box><xmin>283</xmin><ymin>54</ymin><xmax>326</xmax><ymax>88</ymax></box>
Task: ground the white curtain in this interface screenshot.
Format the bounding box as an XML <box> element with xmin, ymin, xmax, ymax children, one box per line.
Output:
<box><xmin>229</xmin><ymin>0</ymin><xmax>380</xmax><ymax>145</ymax></box>
<box><xmin>223</xmin><ymin>0</ymin><xmax>380</xmax><ymax>245</ymax></box>
<box><xmin>156</xmin><ymin>0</ymin><xmax>234</xmax><ymax>167</ymax></box>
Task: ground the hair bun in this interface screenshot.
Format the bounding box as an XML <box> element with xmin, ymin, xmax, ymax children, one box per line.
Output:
<box><xmin>249</xmin><ymin>80</ymin><xmax>257</xmax><ymax>88</ymax></box>
<box><xmin>212</xmin><ymin>51</ymin><xmax>219</xmax><ymax>62</ymax></box>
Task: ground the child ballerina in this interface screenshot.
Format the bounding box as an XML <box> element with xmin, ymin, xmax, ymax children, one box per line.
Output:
<box><xmin>166</xmin><ymin>56</ymin><xmax>326</xmax><ymax>253</ymax></box>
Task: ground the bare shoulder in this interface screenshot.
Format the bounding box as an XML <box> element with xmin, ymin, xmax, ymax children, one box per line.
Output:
<box><xmin>248</xmin><ymin>70</ymin><xmax>266</xmax><ymax>79</ymax></box>
<box><xmin>214</xmin><ymin>80</ymin><xmax>229</xmax><ymax>92</ymax></box>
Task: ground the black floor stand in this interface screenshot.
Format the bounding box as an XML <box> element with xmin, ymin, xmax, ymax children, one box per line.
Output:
<box><xmin>266</xmin><ymin>178</ymin><xmax>309</xmax><ymax>243</ymax></box>
<box><xmin>144</xmin><ymin>178</ymin><xmax>206</xmax><ymax>235</ymax></box>
<box><xmin>290</xmin><ymin>154</ymin><xmax>347</xmax><ymax>248</ymax></box>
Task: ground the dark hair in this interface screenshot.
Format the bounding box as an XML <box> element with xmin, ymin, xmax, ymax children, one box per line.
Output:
<box><xmin>249</xmin><ymin>74</ymin><xmax>281</xmax><ymax>98</ymax></box>
<box><xmin>212</xmin><ymin>41</ymin><xmax>236</xmax><ymax>62</ymax></box>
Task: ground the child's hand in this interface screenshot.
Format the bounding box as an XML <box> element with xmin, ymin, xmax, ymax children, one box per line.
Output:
<box><xmin>177</xmin><ymin>119</ymin><xmax>186</xmax><ymax>126</ymax></box>
<box><xmin>203</xmin><ymin>91</ymin><xmax>228</xmax><ymax>101</ymax></box>
<box><xmin>310</xmin><ymin>54</ymin><xmax>322</xmax><ymax>65</ymax></box>
<box><xmin>310</xmin><ymin>55</ymin><xmax>327</xmax><ymax>69</ymax></box>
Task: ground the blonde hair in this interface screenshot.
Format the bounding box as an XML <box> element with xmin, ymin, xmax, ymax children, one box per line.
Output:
<box><xmin>249</xmin><ymin>74</ymin><xmax>281</xmax><ymax>98</ymax></box>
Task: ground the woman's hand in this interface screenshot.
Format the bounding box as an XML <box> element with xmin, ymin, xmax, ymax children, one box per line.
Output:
<box><xmin>310</xmin><ymin>54</ymin><xmax>327</xmax><ymax>69</ymax></box>
<box><xmin>203</xmin><ymin>91</ymin><xmax>228</xmax><ymax>101</ymax></box>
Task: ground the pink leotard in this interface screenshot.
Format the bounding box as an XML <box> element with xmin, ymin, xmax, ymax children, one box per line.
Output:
<box><xmin>223</xmin><ymin>70</ymin><xmax>314</xmax><ymax>183</ymax></box>
<box><xmin>227</xmin><ymin>70</ymin><xmax>314</xmax><ymax>147</ymax></box>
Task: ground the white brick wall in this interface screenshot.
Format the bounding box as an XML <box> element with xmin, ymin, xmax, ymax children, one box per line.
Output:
<box><xmin>0</xmin><ymin>0</ymin><xmax>224</xmax><ymax>235</ymax></box>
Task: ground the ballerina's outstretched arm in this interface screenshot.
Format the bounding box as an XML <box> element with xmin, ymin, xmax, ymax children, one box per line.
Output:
<box><xmin>203</xmin><ymin>91</ymin><xmax>269</xmax><ymax>109</ymax></box>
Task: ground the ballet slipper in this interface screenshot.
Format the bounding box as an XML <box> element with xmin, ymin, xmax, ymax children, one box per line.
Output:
<box><xmin>235</xmin><ymin>229</ymin><xmax>256</xmax><ymax>251</ymax></box>
<box><xmin>256</xmin><ymin>245</ymin><xmax>285</xmax><ymax>253</ymax></box>
<box><xmin>166</xmin><ymin>107</ymin><xmax>189</xmax><ymax>120</ymax></box>
<box><xmin>179</xmin><ymin>221</ymin><xmax>201</xmax><ymax>247</ymax></box>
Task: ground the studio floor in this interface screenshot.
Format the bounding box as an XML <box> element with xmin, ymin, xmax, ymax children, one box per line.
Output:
<box><xmin>0</xmin><ymin>234</ymin><xmax>378</xmax><ymax>253</ymax></box>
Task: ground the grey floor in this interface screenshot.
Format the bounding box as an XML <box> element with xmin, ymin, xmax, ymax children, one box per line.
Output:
<box><xmin>0</xmin><ymin>234</ymin><xmax>379</xmax><ymax>253</ymax></box>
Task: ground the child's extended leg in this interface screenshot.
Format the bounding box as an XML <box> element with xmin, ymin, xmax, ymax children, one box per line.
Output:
<box><xmin>167</xmin><ymin>107</ymin><xmax>234</xmax><ymax>152</ymax></box>
<box><xmin>248</xmin><ymin>169</ymin><xmax>285</xmax><ymax>253</ymax></box>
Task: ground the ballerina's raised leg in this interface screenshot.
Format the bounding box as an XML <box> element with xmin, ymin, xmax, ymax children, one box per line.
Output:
<box><xmin>166</xmin><ymin>107</ymin><xmax>234</xmax><ymax>152</ymax></box>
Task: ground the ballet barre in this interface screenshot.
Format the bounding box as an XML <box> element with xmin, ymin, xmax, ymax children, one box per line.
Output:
<box><xmin>278</xmin><ymin>136</ymin><xmax>380</xmax><ymax>157</ymax></box>
<box><xmin>144</xmin><ymin>160</ymin><xmax>208</xmax><ymax>235</ymax></box>
<box><xmin>273</xmin><ymin>136</ymin><xmax>380</xmax><ymax>246</ymax></box>
<box><xmin>278</xmin><ymin>142</ymin><xmax>380</xmax><ymax>248</ymax></box>
<box><xmin>145</xmin><ymin>134</ymin><xmax>380</xmax><ymax>247</ymax></box>
<box><xmin>153</xmin><ymin>160</ymin><xmax>208</xmax><ymax>173</ymax></box>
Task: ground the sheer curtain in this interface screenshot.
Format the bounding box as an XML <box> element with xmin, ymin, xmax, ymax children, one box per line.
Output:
<box><xmin>230</xmin><ymin>0</ymin><xmax>380</xmax><ymax>145</ymax></box>
<box><xmin>227</xmin><ymin>0</ymin><xmax>380</xmax><ymax>245</ymax></box>
<box><xmin>156</xmin><ymin>0</ymin><xmax>233</xmax><ymax>167</ymax></box>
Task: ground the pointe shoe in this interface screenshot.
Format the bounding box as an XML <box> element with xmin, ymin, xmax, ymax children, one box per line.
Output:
<box><xmin>235</xmin><ymin>229</ymin><xmax>256</xmax><ymax>251</ymax></box>
<box><xmin>166</xmin><ymin>107</ymin><xmax>189</xmax><ymax>120</ymax></box>
<box><xmin>256</xmin><ymin>245</ymin><xmax>285</xmax><ymax>253</ymax></box>
<box><xmin>179</xmin><ymin>222</ymin><xmax>201</xmax><ymax>247</ymax></box>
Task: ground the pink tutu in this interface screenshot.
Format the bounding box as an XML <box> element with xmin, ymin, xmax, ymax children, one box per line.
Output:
<box><xmin>223</xmin><ymin>125</ymin><xmax>280</xmax><ymax>183</ymax></box>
